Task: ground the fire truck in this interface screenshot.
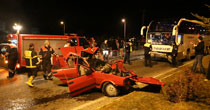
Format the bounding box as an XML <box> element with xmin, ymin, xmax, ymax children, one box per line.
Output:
<box><xmin>1</xmin><ymin>34</ymin><xmax>90</xmax><ymax>68</ymax></box>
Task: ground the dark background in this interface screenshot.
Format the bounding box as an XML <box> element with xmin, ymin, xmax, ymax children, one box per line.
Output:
<box><xmin>0</xmin><ymin>0</ymin><xmax>209</xmax><ymax>38</ymax></box>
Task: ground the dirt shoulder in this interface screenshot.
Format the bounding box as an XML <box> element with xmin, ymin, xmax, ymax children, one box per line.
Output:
<box><xmin>98</xmin><ymin>55</ymin><xmax>210</xmax><ymax>110</ymax></box>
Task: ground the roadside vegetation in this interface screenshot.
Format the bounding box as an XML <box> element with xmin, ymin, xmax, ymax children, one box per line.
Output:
<box><xmin>163</xmin><ymin>69</ymin><xmax>210</xmax><ymax>104</ymax></box>
<box><xmin>99</xmin><ymin>55</ymin><xmax>210</xmax><ymax>110</ymax></box>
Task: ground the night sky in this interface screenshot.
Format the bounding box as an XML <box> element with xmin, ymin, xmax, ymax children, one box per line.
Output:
<box><xmin>0</xmin><ymin>0</ymin><xmax>209</xmax><ymax>38</ymax></box>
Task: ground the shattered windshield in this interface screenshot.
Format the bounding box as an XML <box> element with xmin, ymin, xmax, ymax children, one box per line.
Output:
<box><xmin>149</xmin><ymin>20</ymin><xmax>176</xmax><ymax>32</ymax></box>
<box><xmin>148</xmin><ymin>20</ymin><xmax>177</xmax><ymax>45</ymax></box>
<box><xmin>148</xmin><ymin>32</ymin><xmax>175</xmax><ymax>45</ymax></box>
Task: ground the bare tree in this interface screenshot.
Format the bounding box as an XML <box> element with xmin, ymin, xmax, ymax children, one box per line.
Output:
<box><xmin>191</xmin><ymin>4</ymin><xmax>210</xmax><ymax>32</ymax></box>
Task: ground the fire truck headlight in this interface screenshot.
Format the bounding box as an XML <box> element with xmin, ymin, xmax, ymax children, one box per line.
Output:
<box><xmin>16</xmin><ymin>63</ymin><xmax>20</xmax><ymax>68</ymax></box>
<box><xmin>5</xmin><ymin>60</ymin><xmax>8</xmax><ymax>64</ymax></box>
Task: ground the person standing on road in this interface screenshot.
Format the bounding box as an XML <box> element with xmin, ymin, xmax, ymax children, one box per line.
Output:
<box><xmin>25</xmin><ymin>43</ymin><xmax>40</xmax><ymax>87</ymax></box>
<box><xmin>144</xmin><ymin>41</ymin><xmax>152</xmax><ymax>67</ymax></box>
<box><xmin>39</xmin><ymin>40</ymin><xmax>55</xmax><ymax>80</ymax></box>
<box><xmin>111</xmin><ymin>39</ymin><xmax>118</xmax><ymax>56</ymax></box>
<box><xmin>6</xmin><ymin>43</ymin><xmax>18</xmax><ymax>78</ymax></box>
<box><xmin>101</xmin><ymin>40</ymin><xmax>109</xmax><ymax>62</ymax></box>
<box><xmin>191</xmin><ymin>36</ymin><xmax>205</xmax><ymax>74</ymax></box>
<box><xmin>119</xmin><ymin>40</ymin><xmax>124</xmax><ymax>58</ymax></box>
<box><xmin>124</xmin><ymin>41</ymin><xmax>131</xmax><ymax>65</ymax></box>
<box><xmin>206</xmin><ymin>60</ymin><xmax>210</xmax><ymax>81</ymax></box>
<box><xmin>129</xmin><ymin>39</ymin><xmax>133</xmax><ymax>53</ymax></box>
<box><xmin>171</xmin><ymin>42</ymin><xmax>178</xmax><ymax>67</ymax></box>
<box><xmin>116</xmin><ymin>39</ymin><xmax>120</xmax><ymax>51</ymax></box>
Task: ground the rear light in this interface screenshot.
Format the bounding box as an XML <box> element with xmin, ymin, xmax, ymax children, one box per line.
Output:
<box><xmin>16</xmin><ymin>63</ymin><xmax>20</xmax><ymax>68</ymax></box>
<box><xmin>4</xmin><ymin>60</ymin><xmax>8</xmax><ymax>64</ymax></box>
<box><xmin>124</xmin><ymin>78</ymin><xmax>134</xmax><ymax>89</ymax></box>
<box><xmin>125</xmin><ymin>79</ymin><xmax>131</xmax><ymax>86</ymax></box>
<box><xmin>124</xmin><ymin>78</ymin><xmax>131</xmax><ymax>86</ymax></box>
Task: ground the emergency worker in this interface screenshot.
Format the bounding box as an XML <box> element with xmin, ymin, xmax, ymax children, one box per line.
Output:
<box><xmin>7</xmin><ymin>43</ymin><xmax>18</xmax><ymax>78</ymax></box>
<box><xmin>129</xmin><ymin>39</ymin><xmax>133</xmax><ymax>53</ymax></box>
<box><xmin>39</xmin><ymin>40</ymin><xmax>55</xmax><ymax>80</ymax></box>
<box><xmin>25</xmin><ymin>43</ymin><xmax>39</xmax><ymax>87</ymax></box>
<box><xmin>171</xmin><ymin>42</ymin><xmax>178</xmax><ymax>67</ymax></box>
<box><xmin>144</xmin><ymin>41</ymin><xmax>152</xmax><ymax>67</ymax></box>
<box><xmin>124</xmin><ymin>41</ymin><xmax>131</xmax><ymax>65</ymax></box>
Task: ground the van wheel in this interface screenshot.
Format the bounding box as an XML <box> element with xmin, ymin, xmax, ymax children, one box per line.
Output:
<box><xmin>102</xmin><ymin>82</ymin><xmax>119</xmax><ymax>97</ymax></box>
<box><xmin>186</xmin><ymin>50</ymin><xmax>191</xmax><ymax>60</ymax></box>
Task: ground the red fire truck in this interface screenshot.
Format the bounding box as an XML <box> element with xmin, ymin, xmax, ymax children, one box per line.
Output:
<box><xmin>5</xmin><ymin>34</ymin><xmax>90</xmax><ymax>67</ymax></box>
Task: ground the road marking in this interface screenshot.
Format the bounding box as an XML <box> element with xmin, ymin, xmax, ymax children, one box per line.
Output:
<box><xmin>160</xmin><ymin>72</ymin><xmax>176</xmax><ymax>80</ymax></box>
<box><xmin>153</xmin><ymin>60</ymin><xmax>193</xmax><ymax>79</ymax></box>
<box><xmin>32</xmin><ymin>78</ymin><xmax>46</xmax><ymax>84</ymax></box>
<box><xmin>72</xmin><ymin>96</ymin><xmax>107</xmax><ymax>110</ymax></box>
<box><xmin>73</xmin><ymin>96</ymin><xmax>122</xmax><ymax>110</ymax></box>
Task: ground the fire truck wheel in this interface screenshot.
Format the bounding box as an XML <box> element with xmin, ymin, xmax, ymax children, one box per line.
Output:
<box><xmin>102</xmin><ymin>82</ymin><xmax>119</xmax><ymax>97</ymax></box>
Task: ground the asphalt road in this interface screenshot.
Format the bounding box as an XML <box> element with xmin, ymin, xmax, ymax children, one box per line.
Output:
<box><xmin>0</xmin><ymin>50</ymin><xmax>194</xmax><ymax>110</ymax></box>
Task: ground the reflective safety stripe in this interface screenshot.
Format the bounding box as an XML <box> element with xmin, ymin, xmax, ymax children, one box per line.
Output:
<box><xmin>41</xmin><ymin>46</ymin><xmax>48</xmax><ymax>51</ymax></box>
<box><xmin>24</xmin><ymin>50</ymin><xmax>32</xmax><ymax>59</ymax></box>
<box><xmin>26</xmin><ymin>66</ymin><xmax>37</xmax><ymax>68</ymax></box>
<box><xmin>24</xmin><ymin>50</ymin><xmax>37</xmax><ymax>68</ymax></box>
<box><xmin>8</xmin><ymin>69</ymin><xmax>14</xmax><ymax>73</ymax></box>
<box><xmin>41</xmin><ymin>46</ymin><xmax>53</xmax><ymax>51</ymax></box>
<box><xmin>32</xmin><ymin>56</ymin><xmax>38</xmax><ymax>59</ymax></box>
<box><xmin>144</xmin><ymin>43</ymin><xmax>151</xmax><ymax>47</ymax></box>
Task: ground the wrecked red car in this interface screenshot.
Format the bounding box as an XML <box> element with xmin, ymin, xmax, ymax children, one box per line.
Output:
<box><xmin>52</xmin><ymin>47</ymin><xmax>164</xmax><ymax>97</ymax></box>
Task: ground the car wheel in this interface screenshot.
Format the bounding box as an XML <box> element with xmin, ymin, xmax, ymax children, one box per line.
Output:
<box><xmin>102</xmin><ymin>82</ymin><xmax>119</xmax><ymax>97</ymax></box>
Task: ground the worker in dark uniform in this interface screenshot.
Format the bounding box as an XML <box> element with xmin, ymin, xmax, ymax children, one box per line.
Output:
<box><xmin>206</xmin><ymin>60</ymin><xmax>210</xmax><ymax>81</ymax></box>
<box><xmin>25</xmin><ymin>43</ymin><xmax>39</xmax><ymax>87</ymax></box>
<box><xmin>144</xmin><ymin>41</ymin><xmax>152</xmax><ymax>67</ymax></box>
<box><xmin>39</xmin><ymin>40</ymin><xmax>55</xmax><ymax>80</ymax></box>
<box><xmin>192</xmin><ymin>36</ymin><xmax>205</xmax><ymax>74</ymax></box>
<box><xmin>171</xmin><ymin>42</ymin><xmax>178</xmax><ymax>67</ymax></box>
<box><xmin>124</xmin><ymin>41</ymin><xmax>131</xmax><ymax>65</ymax></box>
<box><xmin>7</xmin><ymin>43</ymin><xmax>18</xmax><ymax>78</ymax></box>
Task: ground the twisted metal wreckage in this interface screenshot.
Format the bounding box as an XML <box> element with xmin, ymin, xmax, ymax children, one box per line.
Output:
<box><xmin>52</xmin><ymin>45</ymin><xmax>165</xmax><ymax>97</ymax></box>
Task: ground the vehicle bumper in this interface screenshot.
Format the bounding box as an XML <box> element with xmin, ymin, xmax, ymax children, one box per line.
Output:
<box><xmin>150</xmin><ymin>51</ymin><xmax>172</xmax><ymax>62</ymax></box>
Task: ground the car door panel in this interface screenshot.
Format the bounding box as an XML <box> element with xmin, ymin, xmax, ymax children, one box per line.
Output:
<box><xmin>53</xmin><ymin>67</ymin><xmax>79</xmax><ymax>84</ymax></box>
<box><xmin>67</xmin><ymin>75</ymin><xmax>96</xmax><ymax>96</ymax></box>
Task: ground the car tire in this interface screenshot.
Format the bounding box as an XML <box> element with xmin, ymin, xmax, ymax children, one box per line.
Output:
<box><xmin>102</xmin><ymin>82</ymin><xmax>119</xmax><ymax>97</ymax></box>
